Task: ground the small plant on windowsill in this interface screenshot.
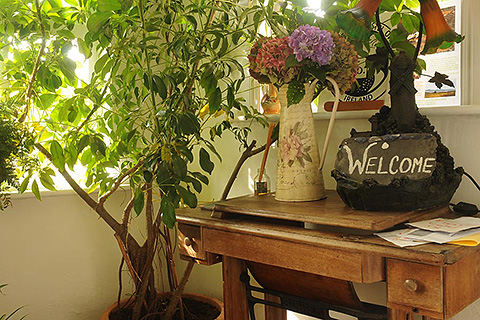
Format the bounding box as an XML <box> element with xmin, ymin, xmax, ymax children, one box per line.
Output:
<box><xmin>0</xmin><ymin>0</ymin><xmax>267</xmax><ymax>319</ymax></box>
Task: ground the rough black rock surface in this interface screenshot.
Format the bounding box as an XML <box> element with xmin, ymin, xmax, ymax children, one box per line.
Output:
<box><xmin>332</xmin><ymin>106</ymin><xmax>463</xmax><ymax>211</ymax></box>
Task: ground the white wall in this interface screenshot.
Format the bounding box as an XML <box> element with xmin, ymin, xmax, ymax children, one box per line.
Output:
<box><xmin>0</xmin><ymin>190</ymin><xmax>131</xmax><ymax>319</ymax></box>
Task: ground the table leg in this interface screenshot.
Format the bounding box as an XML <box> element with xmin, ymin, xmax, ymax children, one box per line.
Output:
<box><xmin>265</xmin><ymin>293</ymin><xmax>287</xmax><ymax>320</ymax></box>
<box><xmin>223</xmin><ymin>256</ymin><xmax>249</xmax><ymax>320</ymax></box>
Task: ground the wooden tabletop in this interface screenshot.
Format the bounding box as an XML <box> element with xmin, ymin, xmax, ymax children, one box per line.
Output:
<box><xmin>211</xmin><ymin>190</ymin><xmax>451</xmax><ymax>231</ymax></box>
<box><xmin>177</xmin><ymin>206</ymin><xmax>479</xmax><ymax>267</ymax></box>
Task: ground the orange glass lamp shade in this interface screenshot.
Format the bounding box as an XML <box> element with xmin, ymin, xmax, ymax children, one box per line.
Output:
<box><xmin>336</xmin><ymin>0</ymin><xmax>382</xmax><ymax>41</ymax></box>
<box><xmin>420</xmin><ymin>0</ymin><xmax>464</xmax><ymax>54</ymax></box>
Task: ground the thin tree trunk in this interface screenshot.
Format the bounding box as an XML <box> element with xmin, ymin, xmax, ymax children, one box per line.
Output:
<box><xmin>163</xmin><ymin>260</ymin><xmax>195</xmax><ymax>320</ymax></box>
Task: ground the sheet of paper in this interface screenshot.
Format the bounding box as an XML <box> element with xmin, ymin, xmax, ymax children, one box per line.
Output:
<box><xmin>374</xmin><ymin>229</ymin><xmax>428</xmax><ymax>247</ymax></box>
<box><xmin>404</xmin><ymin>227</ymin><xmax>480</xmax><ymax>244</ymax></box>
<box><xmin>448</xmin><ymin>231</ymin><xmax>480</xmax><ymax>246</ymax></box>
<box><xmin>407</xmin><ymin>217</ymin><xmax>480</xmax><ymax>234</ymax></box>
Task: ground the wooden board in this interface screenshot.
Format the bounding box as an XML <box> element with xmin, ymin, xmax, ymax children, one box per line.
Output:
<box><xmin>211</xmin><ymin>190</ymin><xmax>451</xmax><ymax>232</ymax></box>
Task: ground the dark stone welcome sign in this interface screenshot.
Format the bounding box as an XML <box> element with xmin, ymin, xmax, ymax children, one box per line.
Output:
<box><xmin>335</xmin><ymin>134</ymin><xmax>438</xmax><ymax>186</ymax></box>
<box><xmin>331</xmin><ymin>132</ymin><xmax>461</xmax><ymax>211</ymax></box>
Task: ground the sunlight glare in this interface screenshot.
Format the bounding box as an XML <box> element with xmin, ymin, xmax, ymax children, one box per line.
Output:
<box><xmin>307</xmin><ymin>0</ymin><xmax>325</xmax><ymax>17</ymax></box>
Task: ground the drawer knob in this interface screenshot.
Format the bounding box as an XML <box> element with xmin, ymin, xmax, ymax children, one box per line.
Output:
<box><xmin>404</xmin><ymin>279</ymin><xmax>418</xmax><ymax>292</ymax></box>
<box><xmin>184</xmin><ymin>237</ymin><xmax>193</xmax><ymax>247</ymax></box>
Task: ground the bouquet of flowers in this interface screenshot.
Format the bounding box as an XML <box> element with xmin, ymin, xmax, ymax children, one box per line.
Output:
<box><xmin>248</xmin><ymin>25</ymin><xmax>359</xmax><ymax>106</ymax></box>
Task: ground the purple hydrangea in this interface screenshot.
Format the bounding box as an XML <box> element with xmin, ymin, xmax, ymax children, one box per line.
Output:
<box><xmin>288</xmin><ymin>25</ymin><xmax>335</xmax><ymax>66</ymax></box>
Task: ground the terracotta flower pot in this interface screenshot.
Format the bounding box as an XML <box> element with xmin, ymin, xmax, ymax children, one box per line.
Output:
<box><xmin>100</xmin><ymin>292</ymin><xmax>224</xmax><ymax>320</ymax></box>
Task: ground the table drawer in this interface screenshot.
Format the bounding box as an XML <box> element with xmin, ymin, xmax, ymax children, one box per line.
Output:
<box><xmin>387</xmin><ymin>259</ymin><xmax>443</xmax><ymax>314</ymax></box>
<box><xmin>178</xmin><ymin>223</ymin><xmax>206</xmax><ymax>260</ymax></box>
<box><xmin>178</xmin><ymin>223</ymin><xmax>221</xmax><ymax>265</ymax></box>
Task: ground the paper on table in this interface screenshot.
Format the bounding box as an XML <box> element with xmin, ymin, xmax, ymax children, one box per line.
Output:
<box><xmin>448</xmin><ymin>231</ymin><xmax>480</xmax><ymax>246</ymax></box>
<box><xmin>374</xmin><ymin>229</ymin><xmax>428</xmax><ymax>247</ymax></box>
<box><xmin>407</xmin><ymin>217</ymin><xmax>480</xmax><ymax>234</ymax></box>
<box><xmin>404</xmin><ymin>227</ymin><xmax>480</xmax><ymax>244</ymax></box>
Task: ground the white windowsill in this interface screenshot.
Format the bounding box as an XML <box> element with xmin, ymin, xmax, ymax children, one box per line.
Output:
<box><xmin>261</xmin><ymin>104</ymin><xmax>480</xmax><ymax>122</ymax></box>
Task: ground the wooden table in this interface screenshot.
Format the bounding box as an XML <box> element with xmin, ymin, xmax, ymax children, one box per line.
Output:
<box><xmin>176</xmin><ymin>192</ymin><xmax>480</xmax><ymax>320</ymax></box>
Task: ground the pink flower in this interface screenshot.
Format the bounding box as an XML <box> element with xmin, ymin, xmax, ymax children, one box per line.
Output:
<box><xmin>281</xmin><ymin>129</ymin><xmax>304</xmax><ymax>165</ymax></box>
<box><xmin>249</xmin><ymin>37</ymin><xmax>299</xmax><ymax>86</ymax></box>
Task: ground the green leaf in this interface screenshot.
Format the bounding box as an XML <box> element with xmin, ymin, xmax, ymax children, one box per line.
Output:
<box><xmin>400</xmin><ymin>13</ymin><xmax>416</xmax><ymax>34</ymax></box>
<box><xmin>416</xmin><ymin>58</ymin><xmax>426</xmax><ymax>72</ymax></box>
<box><xmin>47</xmin><ymin>0</ymin><xmax>62</xmax><ymax>7</ymax></box>
<box><xmin>50</xmin><ymin>141</ymin><xmax>65</xmax><ymax>170</ymax></box>
<box><xmin>152</xmin><ymin>75</ymin><xmax>167</xmax><ymax>99</ymax></box>
<box><xmin>192</xmin><ymin>172</ymin><xmax>209</xmax><ymax>185</ymax></box>
<box><xmin>32</xmin><ymin>180</ymin><xmax>41</xmax><ymax>201</ymax></box>
<box><xmin>405</xmin><ymin>0</ymin><xmax>420</xmax><ymax>8</ymax></box>
<box><xmin>5</xmin><ymin>23</ymin><xmax>14</xmax><ymax>37</ymax></box>
<box><xmin>178</xmin><ymin>113</ymin><xmax>198</xmax><ymax>136</ymax></box>
<box><xmin>390</xmin><ymin>12</ymin><xmax>401</xmax><ymax>27</ymax></box>
<box><xmin>59</xmin><ymin>57</ymin><xmax>77</xmax><ymax>84</ymax></box>
<box><xmin>185</xmin><ymin>176</ymin><xmax>202</xmax><ymax>193</ymax></box>
<box><xmin>285</xmin><ymin>54</ymin><xmax>299</xmax><ymax>68</ymax></box>
<box><xmin>287</xmin><ymin>80</ymin><xmax>305</xmax><ymax>106</ymax></box>
<box><xmin>77</xmin><ymin>135</ymin><xmax>90</xmax><ymax>153</ymax></box>
<box><xmin>19</xmin><ymin>176</ymin><xmax>31</xmax><ymax>194</ymax></box>
<box><xmin>232</xmin><ymin>30</ymin><xmax>243</xmax><ymax>44</ymax></box>
<box><xmin>133</xmin><ymin>189</ymin><xmax>144</xmax><ymax>217</ymax></box>
<box><xmin>177</xmin><ymin>145</ymin><xmax>193</xmax><ymax>162</ymax></box>
<box><xmin>57</xmin><ymin>29</ymin><xmax>76</xmax><ymax>40</ymax></box>
<box><xmin>37</xmin><ymin>94</ymin><xmax>57</xmax><ymax>109</ymax></box>
<box><xmin>389</xmin><ymin>28</ymin><xmax>408</xmax><ymax>46</ymax></box>
<box><xmin>208</xmin><ymin>88</ymin><xmax>222</xmax><ymax>113</ymax></box>
<box><xmin>156</xmin><ymin>162</ymin><xmax>171</xmax><ymax>185</ymax></box>
<box><xmin>93</xmin><ymin>136</ymin><xmax>107</xmax><ymax>156</ymax></box>
<box><xmin>172</xmin><ymin>155</ymin><xmax>187</xmax><ymax>178</ymax></box>
<box><xmin>77</xmin><ymin>38</ymin><xmax>91</xmax><ymax>58</ymax></box>
<box><xmin>94</xmin><ymin>53</ymin><xmax>109</xmax><ymax>74</ymax></box>
<box><xmin>199</xmin><ymin>148</ymin><xmax>214</xmax><ymax>174</ymax></box>
<box><xmin>143</xmin><ymin>170</ymin><xmax>153</xmax><ymax>183</ymax></box>
<box><xmin>98</xmin><ymin>0</ymin><xmax>122</xmax><ymax>11</ymax></box>
<box><xmin>121</xmin><ymin>0</ymin><xmax>133</xmax><ymax>11</ymax></box>
<box><xmin>87</xmin><ymin>12</ymin><xmax>113</xmax><ymax>33</ymax></box>
<box><xmin>65</xmin><ymin>144</ymin><xmax>78</xmax><ymax>170</ymax></box>
<box><xmin>161</xmin><ymin>197</ymin><xmax>176</xmax><ymax>228</ymax></box>
<box><xmin>40</xmin><ymin>172</ymin><xmax>57</xmax><ymax>191</ymax></box>
<box><xmin>177</xmin><ymin>185</ymin><xmax>197</xmax><ymax>208</ymax></box>
<box><xmin>392</xmin><ymin>41</ymin><xmax>416</xmax><ymax>57</ymax></box>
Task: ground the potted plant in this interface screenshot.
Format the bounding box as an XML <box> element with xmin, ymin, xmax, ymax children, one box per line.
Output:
<box><xmin>0</xmin><ymin>0</ymin><xmax>266</xmax><ymax>319</ymax></box>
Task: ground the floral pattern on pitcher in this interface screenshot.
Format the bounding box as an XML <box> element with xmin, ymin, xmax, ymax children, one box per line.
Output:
<box><xmin>280</xmin><ymin>121</ymin><xmax>312</xmax><ymax>168</ymax></box>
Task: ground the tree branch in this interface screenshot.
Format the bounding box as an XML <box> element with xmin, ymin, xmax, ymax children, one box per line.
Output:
<box><xmin>375</xmin><ymin>9</ymin><xmax>395</xmax><ymax>58</ymax></box>
<box><xmin>145</xmin><ymin>183</ymin><xmax>155</xmax><ymax>250</ymax></box>
<box><xmin>35</xmin><ymin>143</ymin><xmax>130</xmax><ymax>242</ymax></box>
<box><xmin>19</xmin><ymin>0</ymin><xmax>46</xmax><ymax>123</ymax></box>
<box><xmin>221</xmin><ymin>139</ymin><xmax>273</xmax><ymax>200</ymax></box>
<box><xmin>162</xmin><ymin>260</ymin><xmax>195</xmax><ymax>320</ymax></box>
<box><xmin>71</xmin><ymin>80</ymin><xmax>111</xmax><ymax>137</ymax></box>
<box><xmin>115</xmin><ymin>234</ymin><xmax>141</xmax><ymax>285</ymax></box>
<box><xmin>186</xmin><ymin>1</ymin><xmax>221</xmax><ymax>97</ymax></box>
<box><xmin>414</xmin><ymin>21</ymin><xmax>424</xmax><ymax>62</ymax></box>
<box><xmin>98</xmin><ymin>159</ymin><xmax>145</xmax><ymax>206</ymax></box>
<box><xmin>122</xmin><ymin>196</ymin><xmax>135</xmax><ymax>227</ymax></box>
